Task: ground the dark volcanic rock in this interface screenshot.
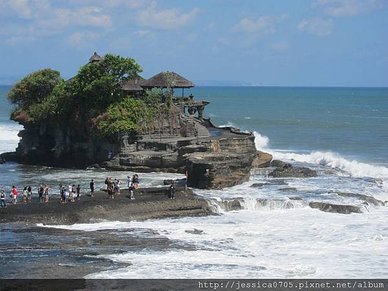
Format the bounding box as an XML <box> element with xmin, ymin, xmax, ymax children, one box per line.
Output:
<box><xmin>250</xmin><ymin>180</ymin><xmax>287</xmax><ymax>188</ymax></box>
<box><xmin>0</xmin><ymin>152</ymin><xmax>18</xmax><ymax>163</ymax></box>
<box><xmin>185</xmin><ymin>228</ymin><xmax>204</xmax><ymax>235</ymax></box>
<box><xmin>270</xmin><ymin>160</ymin><xmax>288</xmax><ymax>168</ymax></box>
<box><xmin>269</xmin><ymin>163</ymin><xmax>317</xmax><ymax>178</ymax></box>
<box><xmin>309</xmin><ymin>202</ymin><xmax>363</xmax><ymax>214</ymax></box>
<box><xmin>333</xmin><ymin>191</ymin><xmax>384</xmax><ymax>206</ymax></box>
<box><xmin>0</xmin><ymin>188</ymin><xmax>212</xmax><ymax>225</ymax></box>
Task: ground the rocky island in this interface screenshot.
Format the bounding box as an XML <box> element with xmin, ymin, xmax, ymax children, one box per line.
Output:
<box><xmin>2</xmin><ymin>52</ymin><xmax>271</xmax><ymax>189</ymax></box>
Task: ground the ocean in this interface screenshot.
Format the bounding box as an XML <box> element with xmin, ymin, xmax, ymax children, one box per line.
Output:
<box><xmin>1</xmin><ymin>85</ymin><xmax>388</xmax><ymax>278</ymax></box>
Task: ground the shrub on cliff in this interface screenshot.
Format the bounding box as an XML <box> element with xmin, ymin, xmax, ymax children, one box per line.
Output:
<box><xmin>8</xmin><ymin>69</ymin><xmax>63</xmax><ymax>123</ymax></box>
<box><xmin>70</xmin><ymin>54</ymin><xmax>142</xmax><ymax>118</ymax></box>
<box><xmin>8</xmin><ymin>54</ymin><xmax>150</xmax><ymax>138</ymax></box>
<box><xmin>8</xmin><ymin>69</ymin><xmax>62</xmax><ymax>109</ymax></box>
<box><xmin>93</xmin><ymin>98</ymin><xmax>153</xmax><ymax>136</ymax></box>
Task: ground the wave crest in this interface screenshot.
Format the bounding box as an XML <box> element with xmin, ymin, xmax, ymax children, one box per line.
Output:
<box><xmin>253</xmin><ymin>131</ymin><xmax>270</xmax><ymax>149</ymax></box>
<box><xmin>272</xmin><ymin>150</ymin><xmax>388</xmax><ymax>179</ymax></box>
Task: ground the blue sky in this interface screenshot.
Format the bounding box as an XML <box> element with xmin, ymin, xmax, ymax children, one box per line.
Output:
<box><xmin>0</xmin><ymin>0</ymin><xmax>387</xmax><ymax>86</ymax></box>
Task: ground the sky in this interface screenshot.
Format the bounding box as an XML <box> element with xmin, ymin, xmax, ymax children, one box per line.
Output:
<box><xmin>0</xmin><ymin>0</ymin><xmax>387</xmax><ymax>87</ymax></box>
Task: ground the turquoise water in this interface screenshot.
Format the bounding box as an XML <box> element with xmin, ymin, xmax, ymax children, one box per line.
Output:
<box><xmin>2</xmin><ymin>85</ymin><xmax>388</xmax><ymax>164</ymax></box>
<box><xmin>192</xmin><ymin>86</ymin><xmax>388</xmax><ymax>165</ymax></box>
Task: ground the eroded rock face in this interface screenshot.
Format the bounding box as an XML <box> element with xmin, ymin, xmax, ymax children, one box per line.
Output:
<box><xmin>11</xmin><ymin>124</ymin><xmax>116</xmax><ymax>167</ymax></box>
<box><xmin>333</xmin><ymin>192</ymin><xmax>385</xmax><ymax>206</ymax></box>
<box><xmin>185</xmin><ymin>135</ymin><xmax>257</xmax><ymax>189</ymax></box>
<box><xmin>309</xmin><ymin>202</ymin><xmax>363</xmax><ymax>214</ymax></box>
<box><xmin>8</xmin><ymin>120</ymin><xmax>261</xmax><ymax>189</ymax></box>
<box><xmin>269</xmin><ymin>162</ymin><xmax>317</xmax><ymax>178</ymax></box>
<box><xmin>252</xmin><ymin>151</ymin><xmax>273</xmax><ymax>168</ymax></box>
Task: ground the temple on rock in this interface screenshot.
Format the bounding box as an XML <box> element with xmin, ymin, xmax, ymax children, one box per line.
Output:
<box><xmin>88</xmin><ymin>52</ymin><xmax>210</xmax><ymax>136</ymax></box>
<box><xmin>5</xmin><ymin>52</ymin><xmax>263</xmax><ymax>190</ymax></box>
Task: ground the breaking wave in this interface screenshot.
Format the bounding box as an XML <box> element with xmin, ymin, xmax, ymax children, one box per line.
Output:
<box><xmin>0</xmin><ymin>123</ymin><xmax>22</xmax><ymax>153</ymax></box>
<box><xmin>253</xmin><ymin>131</ymin><xmax>270</xmax><ymax>149</ymax></box>
<box><xmin>272</xmin><ymin>151</ymin><xmax>388</xmax><ymax>179</ymax></box>
<box><xmin>251</xmin><ymin>131</ymin><xmax>388</xmax><ymax>179</ymax></box>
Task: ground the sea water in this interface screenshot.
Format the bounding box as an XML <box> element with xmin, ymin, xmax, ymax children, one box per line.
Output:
<box><xmin>1</xmin><ymin>85</ymin><xmax>388</xmax><ymax>278</ymax></box>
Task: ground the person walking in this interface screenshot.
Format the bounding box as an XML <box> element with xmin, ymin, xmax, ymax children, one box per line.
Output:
<box><xmin>76</xmin><ymin>184</ymin><xmax>81</xmax><ymax>200</ymax></box>
<box><xmin>169</xmin><ymin>182</ymin><xmax>176</xmax><ymax>199</ymax></box>
<box><xmin>89</xmin><ymin>179</ymin><xmax>95</xmax><ymax>197</ymax></box>
<box><xmin>38</xmin><ymin>185</ymin><xmax>44</xmax><ymax>203</ymax></box>
<box><xmin>0</xmin><ymin>190</ymin><xmax>6</xmax><ymax>208</ymax></box>
<box><xmin>11</xmin><ymin>186</ymin><xmax>18</xmax><ymax>204</ymax></box>
<box><xmin>131</xmin><ymin>174</ymin><xmax>139</xmax><ymax>189</ymax></box>
<box><xmin>27</xmin><ymin>186</ymin><xmax>32</xmax><ymax>203</ymax></box>
<box><xmin>127</xmin><ymin>176</ymin><xmax>131</xmax><ymax>190</ymax></box>
<box><xmin>44</xmin><ymin>185</ymin><xmax>49</xmax><ymax>203</ymax></box>
<box><xmin>22</xmin><ymin>187</ymin><xmax>28</xmax><ymax>203</ymax></box>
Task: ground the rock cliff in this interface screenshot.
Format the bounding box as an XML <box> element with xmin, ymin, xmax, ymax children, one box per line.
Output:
<box><xmin>11</xmin><ymin>123</ymin><xmax>116</xmax><ymax>167</ymax></box>
<box><xmin>4</xmin><ymin>117</ymin><xmax>261</xmax><ymax>189</ymax></box>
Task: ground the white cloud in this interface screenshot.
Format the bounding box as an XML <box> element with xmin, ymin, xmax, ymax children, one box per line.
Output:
<box><xmin>67</xmin><ymin>31</ymin><xmax>100</xmax><ymax>47</ymax></box>
<box><xmin>314</xmin><ymin>0</ymin><xmax>383</xmax><ymax>17</ymax></box>
<box><xmin>68</xmin><ymin>0</ymin><xmax>149</xmax><ymax>9</ymax></box>
<box><xmin>234</xmin><ymin>14</ymin><xmax>287</xmax><ymax>36</ymax></box>
<box><xmin>0</xmin><ymin>1</ymin><xmax>111</xmax><ymax>45</ymax></box>
<box><xmin>135</xmin><ymin>30</ymin><xmax>152</xmax><ymax>38</ymax></box>
<box><xmin>5</xmin><ymin>35</ymin><xmax>35</xmax><ymax>45</ymax></box>
<box><xmin>298</xmin><ymin>18</ymin><xmax>334</xmax><ymax>37</ymax></box>
<box><xmin>137</xmin><ymin>2</ymin><xmax>200</xmax><ymax>30</ymax></box>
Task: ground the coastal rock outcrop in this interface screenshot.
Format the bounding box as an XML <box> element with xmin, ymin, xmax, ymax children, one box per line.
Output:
<box><xmin>309</xmin><ymin>202</ymin><xmax>363</xmax><ymax>214</ymax></box>
<box><xmin>185</xmin><ymin>134</ymin><xmax>257</xmax><ymax>189</ymax></box>
<box><xmin>332</xmin><ymin>191</ymin><xmax>385</xmax><ymax>206</ymax></box>
<box><xmin>0</xmin><ymin>188</ymin><xmax>212</xmax><ymax>224</ymax></box>
<box><xmin>10</xmin><ymin>123</ymin><xmax>116</xmax><ymax>167</ymax></box>
<box><xmin>269</xmin><ymin>160</ymin><xmax>317</xmax><ymax>178</ymax></box>
<box><xmin>252</xmin><ymin>151</ymin><xmax>273</xmax><ymax>168</ymax></box>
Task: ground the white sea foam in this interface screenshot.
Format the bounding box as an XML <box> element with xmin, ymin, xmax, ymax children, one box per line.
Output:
<box><xmin>47</xmin><ymin>206</ymin><xmax>388</xmax><ymax>278</ymax></box>
<box><xmin>0</xmin><ymin>123</ymin><xmax>22</xmax><ymax>153</ymax></box>
<box><xmin>271</xmin><ymin>150</ymin><xmax>388</xmax><ymax>179</ymax></box>
<box><xmin>219</xmin><ymin>121</ymin><xmax>237</xmax><ymax>128</ymax></box>
<box><xmin>251</xmin><ymin>130</ymin><xmax>388</xmax><ymax>180</ymax></box>
<box><xmin>253</xmin><ymin>131</ymin><xmax>269</xmax><ymax>150</ymax></box>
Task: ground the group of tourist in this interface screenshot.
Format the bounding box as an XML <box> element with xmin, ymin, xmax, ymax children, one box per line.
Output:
<box><xmin>0</xmin><ymin>184</ymin><xmax>50</xmax><ymax>207</ymax></box>
<box><xmin>0</xmin><ymin>174</ymin><xmax>142</xmax><ymax>208</ymax></box>
<box><xmin>104</xmin><ymin>174</ymin><xmax>139</xmax><ymax>200</ymax></box>
<box><xmin>59</xmin><ymin>184</ymin><xmax>81</xmax><ymax>204</ymax></box>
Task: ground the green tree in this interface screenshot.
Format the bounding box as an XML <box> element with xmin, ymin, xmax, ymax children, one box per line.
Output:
<box><xmin>28</xmin><ymin>80</ymin><xmax>71</xmax><ymax>122</ymax></box>
<box><xmin>8</xmin><ymin>69</ymin><xmax>62</xmax><ymax>109</ymax></box>
<box><xmin>8</xmin><ymin>69</ymin><xmax>63</xmax><ymax>124</ymax></box>
<box><xmin>93</xmin><ymin>98</ymin><xmax>152</xmax><ymax>137</ymax></box>
<box><xmin>143</xmin><ymin>88</ymin><xmax>164</xmax><ymax>106</ymax></box>
<box><xmin>70</xmin><ymin>54</ymin><xmax>142</xmax><ymax>117</ymax></box>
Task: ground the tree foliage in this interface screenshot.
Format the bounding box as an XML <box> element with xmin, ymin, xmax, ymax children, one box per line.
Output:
<box><xmin>70</xmin><ymin>54</ymin><xmax>142</xmax><ymax>116</ymax></box>
<box><xmin>8</xmin><ymin>69</ymin><xmax>62</xmax><ymax>110</ymax></box>
<box><xmin>143</xmin><ymin>88</ymin><xmax>164</xmax><ymax>106</ymax></box>
<box><xmin>7</xmin><ymin>54</ymin><xmax>150</xmax><ymax>138</ymax></box>
<box><xmin>93</xmin><ymin>98</ymin><xmax>152</xmax><ymax>136</ymax></box>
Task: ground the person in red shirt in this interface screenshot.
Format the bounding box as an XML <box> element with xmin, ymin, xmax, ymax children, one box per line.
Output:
<box><xmin>11</xmin><ymin>185</ymin><xmax>18</xmax><ymax>204</ymax></box>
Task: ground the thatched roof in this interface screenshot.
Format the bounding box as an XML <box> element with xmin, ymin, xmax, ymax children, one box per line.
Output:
<box><xmin>142</xmin><ymin>71</ymin><xmax>194</xmax><ymax>88</ymax></box>
<box><xmin>89</xmin><ymin>52</ymin><xmax>103</xmax><ymax>63</ymax></box>
<box><xmin>121</xmin><ymin>77</ymin><xmax>145</xmax><ymax>92</ymax></box>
